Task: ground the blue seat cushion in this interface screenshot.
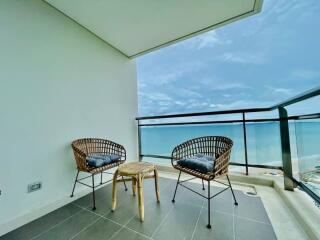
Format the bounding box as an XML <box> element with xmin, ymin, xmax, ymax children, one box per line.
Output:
<box><xmin>86</xmin><ymin>157</ymin><xmax>106</xmax><ymax>168</ymax></box>
<box><xmin>86</xmin><ymin>153</ymin><xmax>121</xmax><ymax>168</ymax></box>
<box><xmin>177</xmin><ymin>154</ymin><xmax>215</xmax><ymax>173</ymax></box>
<box><xmin>108</xmin><ymin>154</ymin><xmax>121</xmax><ymax>161</ymax></box>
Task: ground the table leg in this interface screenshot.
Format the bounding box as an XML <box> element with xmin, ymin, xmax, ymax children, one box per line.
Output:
<box><xmin>154</xmin><ymin>169</ymin><xmax>160</xmax><ymax>202</ymax></box>
<box><xmin>111</xmin><ymin>170</ymin><xmax>118</xmax><ymax>211</ymax></box>
<box><xmin>137</xmin><ymin>174</ymin><xmax>144</xmax><ymax>222</ymax></box>
<box><xmin>132</xmin><ymin>177</ymin><xmax>137</xmax><ymax>196</ymax></box>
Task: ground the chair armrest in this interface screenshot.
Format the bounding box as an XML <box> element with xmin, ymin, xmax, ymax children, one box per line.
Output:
<box><xmin>72</xmin><ymin>145</ymin><xmax>87</xmax><ymax>171</ymax></box>
<box><xmin>213</xmin><ymin>148</ymin><xmax>232</xmax><ymax>176</ymax></box>
<box><xmin>102</xmin><ymin>140</ymin><xmax>126</xmax><ymax>161</ymax></box>
<box><xmin>171</xmin><ymin>142</ymin><xmax>194</xmax><ymax>166</ymax></box>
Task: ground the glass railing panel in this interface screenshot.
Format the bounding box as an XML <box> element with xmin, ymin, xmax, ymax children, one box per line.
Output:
<box><xmin>140</xmin><ymin>121</ymin><xmax>284</xmax><ymax>168</ymax></box>
<box><xmin>140</xmin><ymin>123</ymin><xmax>245</xmax><ymax>166</ymax></box>
<box><xmin>294</xmin><ymin>119</ymin><xmax>320</xmax><ymax>198</ymax></box>
<box><xmin>246</xmin><ymin>121</ymin><xmax>282</xmax><ymax>166</ymax></box>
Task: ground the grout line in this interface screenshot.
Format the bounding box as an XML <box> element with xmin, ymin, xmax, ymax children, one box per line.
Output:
<box><xmin>107</xmin><ymin>225</ymin><xmax>125</xmax><ymax>240</ymax></box>
<box><xmin>210</xmin><ymin>207</ymin><xmax>272</xmax><ymax>226</ymax></box>
<box><xmin>69</xmin><ymin>217</ymin><xmax>101</xmax><ymax>240</ymax></box>
<box><xmin>150</xmin><ymin>188</ymin><xmax>187</xmax><ymax>238</ymax></box>
<box><xmin>108</xmin><ymin>214</ymin><xmax>139</xmax><ymax>240</ymax></box>
<box><xmin>73</xmin><ymin>203</ymin><xmax>153</xmax><ymax>240</ymax></box>
<box><xmin>121</xmin><ymin>226</ymin><xmax>154</xmax><ymax>240</ymax></box>
<box><xmin>191</xmin><ymin>200</ymin><xmax>205</xmax><ymax>240</ymax></box>
<box><xmin>199</xmin><ymin>203</ymin><xmax>272</xmax><ymax>226</ymax></box>
<box><xmin>31</xmin><ymin>210</ymin><xmax>84</xmax><ymax>240</ymax></box>
<box><xmin>236</xmin><ymin>215</ymin><xmax>272</xmax><ymax>226</ymax></box>
<box><xmin>72</xmin><ymin>203</ymin><xmax>123</xmax><ymax>227</ymax></box>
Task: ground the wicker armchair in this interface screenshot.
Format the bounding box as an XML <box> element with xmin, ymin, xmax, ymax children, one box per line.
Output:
<box><xmin>70</xmin><ymin>138</ymin><xmax>127</xmax><ymax>210</ymax></box>
<box><xmin>171</xmin><ymin>136</ymin><xmax>238</xmax><ymax>228</ymax></box>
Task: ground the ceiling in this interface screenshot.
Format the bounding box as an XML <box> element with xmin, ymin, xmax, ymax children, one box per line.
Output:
<box><xmin>44</xmin><ymin>0</ymin><xmax>263</xmax><ymax>58</ymax></box>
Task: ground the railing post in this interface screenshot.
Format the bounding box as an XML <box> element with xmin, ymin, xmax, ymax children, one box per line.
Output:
<box><xmin>242</xmin><ymin>112</ymin><xmax>249</xmax><ymax>175</ymax></box>
<box><xmin>137</xmin><ymin>120</ymin><xmax>142</xmax><ymax>161</ymax></box>
<box><xmin>278</xmin><ymin>107</ymin><xmax>294</xmax><ymax>191</ymax></box>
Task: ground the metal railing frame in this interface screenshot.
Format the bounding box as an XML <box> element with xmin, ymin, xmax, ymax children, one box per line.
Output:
<box><xmin>136</xmin><ymin>87</ymin><xmax>320</xmax><ymax>202</ymax></box>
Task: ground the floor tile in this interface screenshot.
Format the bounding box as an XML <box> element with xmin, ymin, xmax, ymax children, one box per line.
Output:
<box><xmin>126</xmin><ymin>196</ymin><xmax>173</xmax><ymax>236</ymax></box>
<box><xmin>103</xmin><ymin>194</ymin><xmax>139</xmax><ymax>225</ymax></box>
<box><xmin>112</xmin><ymin>227</ymin><xmax>150</xmax><ymax>240</ymax></box>
<box><xmin>72</xmin><ymin>218</ymin><xmax>121</xmax><ymax>240</ymax></box>
<box><xmin>201</xmin><ymin>187</ymin><xmax>236</xmax><ymax>214</ymax></box>
<box><xmin>233</xmin><ymin>191</ymin><xmax>271</xmax><ymax>224</ymax></box>
<box><xmin>73</xmin><ymin>194</ymin><xmax>94</xmax><ymax>209</ymax></box>
<box><xmin>0</xmin><ymin>204</ymin><xmax>81</xmax><ymax>240</ymax></box>
<box><xmin>88</xmin><ymin>186</ymin><xmax>133</xmax><ymax>216</ymax></box>
<box><xmin>192</xmin><ymin>209</ymin><xmax>234</xmax><ymax>240</ymax></box>
<box><xmin>152</xmin><ymin>202</ymin><xmax>202</xmax><ymax>240</ymax></box>
<box><xmin>234</xmin><ymin>216</ymin><xmax>277</xmax><ymax>240</ymax></box>
<box><xmin>34</xmin><ymin>210</ymin><xmax>99</xmax><ymax>240</ymax></box>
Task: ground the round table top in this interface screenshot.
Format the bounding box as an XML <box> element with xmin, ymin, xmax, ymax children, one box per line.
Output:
<box><xmin>118</xmin><ymin>162</ymin><xmax>155</xmax><ymax>176</ymax></box>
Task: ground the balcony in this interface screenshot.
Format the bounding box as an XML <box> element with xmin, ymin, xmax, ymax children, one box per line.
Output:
<box><xmin>1</xmin><ymin>1</ymin><xmax>320</xmax><ymax>240</ymax></box>
<box><xmin>1</xmin><ymin>88</ymin><xmax>320</xmax><ymax>240</ymax></box>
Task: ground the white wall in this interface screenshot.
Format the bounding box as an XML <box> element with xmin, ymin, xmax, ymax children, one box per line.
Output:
<box><xmin>0</xmin><ymin>0</ymin><xmax>137</xmax><ymax>234</ymax></box>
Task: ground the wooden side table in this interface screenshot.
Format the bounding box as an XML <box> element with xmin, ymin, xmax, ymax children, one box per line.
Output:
<box><xmin>111</xmin><ymin>162</ymin><xmax>160</xmax><ymax>222</ymax></box>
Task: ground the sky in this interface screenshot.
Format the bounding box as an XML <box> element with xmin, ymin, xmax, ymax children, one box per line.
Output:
<box><xmin>137</xmin><ymin>0</ymin><xmax>320</xmax><ymax>117</ymax></box>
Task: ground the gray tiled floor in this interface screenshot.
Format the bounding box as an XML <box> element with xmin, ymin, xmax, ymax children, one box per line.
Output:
<box><xmin>1</xmin><ymin>177</ymin><xmax>277</xmax><ymax>240</ymax></box>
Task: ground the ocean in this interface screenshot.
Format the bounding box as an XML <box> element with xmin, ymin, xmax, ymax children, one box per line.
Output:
<box><xmin>140</xmin><ymin>121</ymin><xmax>319</xmax><ymax>172</ymax></box>
<box><xmin>140</xmin><ymin>120</ymin><xmax>320</xmax><ymax>197</ymax></box>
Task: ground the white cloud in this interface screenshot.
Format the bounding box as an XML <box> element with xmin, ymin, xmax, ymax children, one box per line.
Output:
<box><xmin>140</xmin><ymin>61</ymin><xmax>205</xmax><ymax>86</ymax></box>
<box><xmin>209</xmin><ymin>99</ymin><xmax>274</xmax><ymax>110</ymax></box>
<box><xmin>178</xmin><ymin>30</ymin><xmax>232</xmax><ymax>50</ymax></box>
<box><xmin>139</xmin><ymin>92</ymin><xmax>172</xmax><ymax>101</ymax></box>
<box><xmin>175</xmin><ymin>89</ymin><xmax>202</xmax><ymax>98</ymax></box>
<box><xmin>265</xmin><ymin>86</ymin><xmax>295</xmax><ymax>96</ymax></box>
<box><xmin>273</xmin><ymin>88</ymin><xmax>294</xmax><ymax>95</ymax></box>
<box><xmin>214</xmin><ymin>83</ymin><xmax>252</xmax><ymax>91</ymax></box>
<box><xmin>174</xmin><ymin>101</ymin><xmax>186</xmax><ymax>106</ymax></box>
<box><xmin>219</xmin><ymin>52</ymin><xmax>265</xmax><ymax>64</ymax></box>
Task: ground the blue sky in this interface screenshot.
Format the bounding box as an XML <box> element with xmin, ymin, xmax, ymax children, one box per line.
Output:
<box><xmin>137</xmin><ymin>0</ymin><xmax>320</xmax><ymax>117</ymax></box>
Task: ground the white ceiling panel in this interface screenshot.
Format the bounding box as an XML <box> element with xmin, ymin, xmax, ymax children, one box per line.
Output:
<box><xmin>44</xmin><ymin>0</ymin><xmax>263</xmax><ymax>58</ymax></box>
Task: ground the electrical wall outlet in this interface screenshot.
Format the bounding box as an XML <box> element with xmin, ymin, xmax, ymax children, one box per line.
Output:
<box><xmin>28</xmin><ymin>182</ymin><xmax>42</xmax><ymax>193</ymax></box>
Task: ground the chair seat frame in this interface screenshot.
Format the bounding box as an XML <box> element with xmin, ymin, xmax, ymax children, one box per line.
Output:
<box><xmin>171</xmin><ymin>136</ymin><xmax>238</xmax><ymax>229</ymax></box>
<box><xmin>70</xmin><ymin>138</ymin><xmax>128</xmax><ymax>210</ymax></box>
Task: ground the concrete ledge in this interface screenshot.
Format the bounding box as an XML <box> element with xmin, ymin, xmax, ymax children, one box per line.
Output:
<box><xmin>273</xmin><ymin>180</ymin><xmax>320</xmax><ymax>240</ymax></box>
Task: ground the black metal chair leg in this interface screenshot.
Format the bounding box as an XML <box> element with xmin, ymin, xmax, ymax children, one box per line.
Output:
<box><xmin>100</xmin><ymin>172</ymin><xmax>103</xmax><ymax>185</ymax></box>
<box><xmin>70</xmin><ymin>170</ymin><xmax>79</xmax><ymax>197</ymax></box>
<box><xmin>172</xmin><ymin>171</ymin><xmax>181</xmax><ymax>203</ymax></box>
<box><xmin>202</xmin><ymin>179</ymin><xmax>205</xmax><ymax>190</ymax></box>
<box><xmin>226</xmin><ymin>174</ymin><xmax>238</xmax><ymax>206</ymax></box>
<box><xmin>122</xmin><ymin>176</ymin><xmax>128</xmax><ymax>191</ymax></box>
<box><xmin>207</xmin><ymin>180</ymin><xmax>211</xmax><ymax>229</ymax></box>
<box><xmin>92</xmin><ymin>174</ymin><xmax>96</xmax><ymax>211</ymax></box>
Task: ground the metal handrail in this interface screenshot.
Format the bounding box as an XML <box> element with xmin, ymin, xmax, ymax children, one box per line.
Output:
<box><xmin>138</xmin><ymin>113</ymin><xmax>320</xmax><ymax>127</ymax></box>
<box><xmin>270</xmin><ymin>86</ymin><xmax>320</xmax><ymax>110</ymax></box>
<box><xmin>136</xmin><ymin>107</ymin><xmax>270</xmax><ymax>120</ymax></box>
